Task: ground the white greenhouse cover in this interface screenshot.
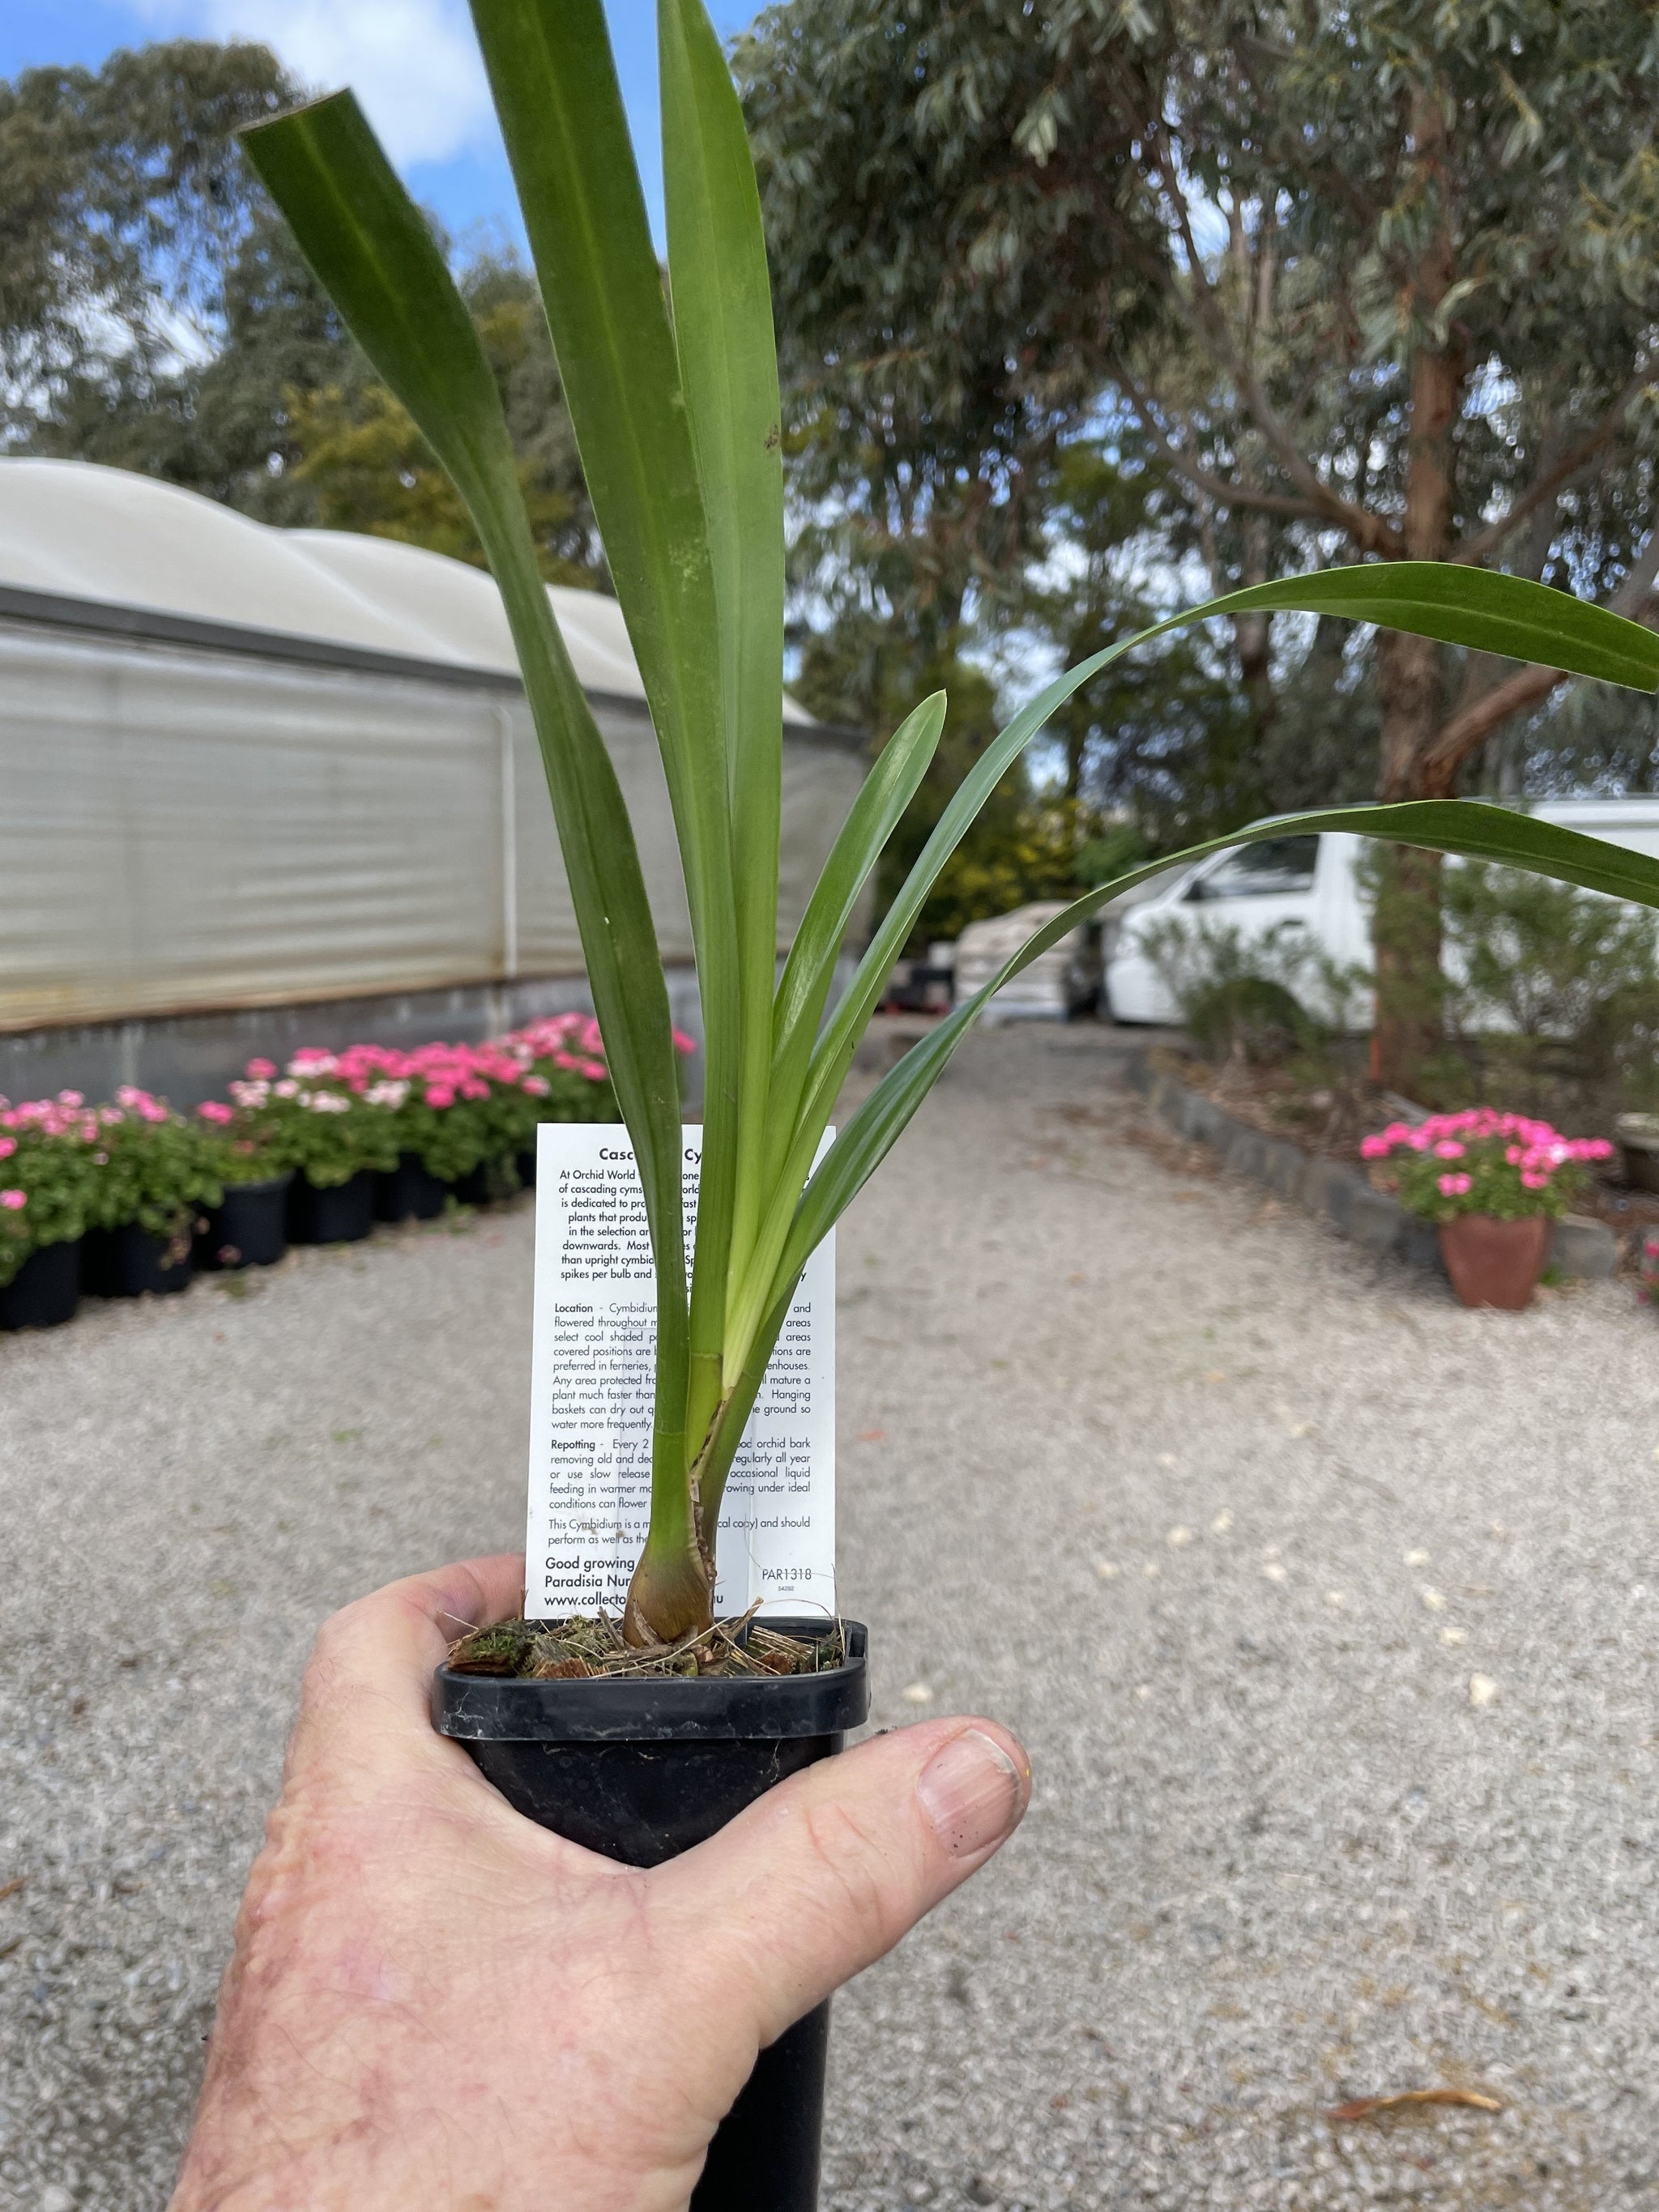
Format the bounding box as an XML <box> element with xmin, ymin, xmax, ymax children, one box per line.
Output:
<box><xmin>0</xmin><ymin>457</ymin><xmax>812</xmax><ymax>715</ymax></box>
<box><xmin>0</xmin><ymin>461</ymin><xmax>855</xmax><ymax>1031</ymax></box>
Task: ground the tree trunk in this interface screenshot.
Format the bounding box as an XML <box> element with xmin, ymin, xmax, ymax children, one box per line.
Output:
<box><xmin>1370</xmin><ymin>83</ymin><xmax>1465</xmax><ymax>1095</ymax></box>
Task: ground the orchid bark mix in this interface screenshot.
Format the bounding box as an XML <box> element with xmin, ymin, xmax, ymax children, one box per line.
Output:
<box><xmin>243</xmin><ymin>1</ymin><xmax>1659</xmax><ymax>1645</ymax></box>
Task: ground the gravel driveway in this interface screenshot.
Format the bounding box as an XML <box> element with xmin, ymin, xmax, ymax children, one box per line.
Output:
<box><xmin>2</xmin><ymin>1021</ymin><xmax>1657</xmax><ymax>2211</ymax></box>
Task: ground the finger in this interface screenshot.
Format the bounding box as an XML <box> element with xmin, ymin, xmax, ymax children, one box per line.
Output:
<box><xmin>292</xmin><ymin>1552</ymin><xmax>527</xmax><ymax>1764</ymax></box>
<box><xmin>654</xmin><ymin>1717</ymin><xmax>1030</xmax><ymax>2045</ymax></box>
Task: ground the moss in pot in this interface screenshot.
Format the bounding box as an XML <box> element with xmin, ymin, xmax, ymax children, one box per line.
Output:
<box><xmin>245</xmin><ymin>2</ymin><xmax>1659</xmax><ymax>2196</ymax></box>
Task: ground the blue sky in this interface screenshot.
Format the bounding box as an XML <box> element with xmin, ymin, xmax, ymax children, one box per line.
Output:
<box><xmin>0</xmin><ymin>1</ymin><xmax>760</xmax><ymax>249</ymax></box>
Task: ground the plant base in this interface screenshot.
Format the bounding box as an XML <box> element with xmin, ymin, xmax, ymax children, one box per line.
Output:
<box><xmin>1438</xmin><ymin>1213</ymin><xmax>1550</xmax><ymax>1310</ymax></box>
<box><xmin>84</xmin><ymin>1224</ymin><xmax>193</xmax><ymax>1298</ymax></box>
<box><xmin>0</xmin><ymin>1238</ymin><xmax>83</xmax><ymax>1330</ymax></box>
<box><xmin>196</xmin><ymin>1174</ymin><xmax>293</xmax><ymax>1269</ymax></box>
<box><xmin>287</xmin><ymin>1169</ymin><xmax>375</xmax><ymax>1246</ymax></box>
<box><xmin>434</xmin><ymin>1620</ymin><xmax>868</xmax><ymax>2210</ymax></box>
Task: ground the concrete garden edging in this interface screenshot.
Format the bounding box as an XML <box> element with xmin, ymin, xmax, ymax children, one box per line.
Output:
<box><xmin>1123</xmin><ymin>1051</ymin><xmax>1617</xmax><ymax>1282</ymax></box>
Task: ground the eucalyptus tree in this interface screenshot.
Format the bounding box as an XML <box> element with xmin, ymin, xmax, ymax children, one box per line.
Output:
<box><xmin>736</xmin><ymin>0</ymin><xmax>1659</xmax><ymax>1086</ymax></box>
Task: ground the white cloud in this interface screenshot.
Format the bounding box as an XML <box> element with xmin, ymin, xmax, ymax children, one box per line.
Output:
<box><xmin>125</xmin><ymin>0</ymin><xmax>497</xmax><ymax>168</ymax></box>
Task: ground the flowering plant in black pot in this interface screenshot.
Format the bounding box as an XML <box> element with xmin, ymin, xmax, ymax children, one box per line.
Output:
<box><xmin>244</xmin><ymin>2</ymin><xmax>1659</xmax><ymax>2195</ymax></box>
<box><xmin>83</xmin><ymin>1087</ymin><xmax>223</xmax><ymax>1295</ymax></box>
<box><xmin>0</xmin><ymin>1092</ymin><xmax>103</xmax><ymax>1328</ymax></box>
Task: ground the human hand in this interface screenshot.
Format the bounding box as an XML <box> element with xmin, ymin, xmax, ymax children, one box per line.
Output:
<box><xmin>168</xmin><ymin>1554</ymin><xmax>1030</xmax><ymax>2212</ymax></box>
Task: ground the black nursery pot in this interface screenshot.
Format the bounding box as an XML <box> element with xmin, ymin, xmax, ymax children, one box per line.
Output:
<box><xmin>374</xmin><ymin>1153</ymin><xmax>450</xmax><ymax>1223</ymax></box>
<box><xmin>452</xmin><ymin>1156</ymin><xmax>515</xmax><ymax>1207</ymax></box>
<box><xmin>195</xmin><ymin>1173</ymin><xmax>293</xmax><ymax>1270</ymax></box>
<box><xmin>434</xmin><ymin>1621</ymin><xmax>869</xmax><ymax>2211</ymax></box>
<box><xmin>0</xmin><ymin>1238</ymin><xmax>82</xmax><ymax>1330</ymax></box>
<box><xmin>286</xmin><ymin>1168</ymin><xmax>375</xmax><ymax>1246</ymax></box>
<box><xmin>84</xmin><ymin>1222</ymin><xmax>193</xmax><ymax>1298</ymax></box>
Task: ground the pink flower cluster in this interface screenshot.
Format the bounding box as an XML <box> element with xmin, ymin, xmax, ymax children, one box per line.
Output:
<box><xmin>0</xmin><ymin>1089</ymin><xmax>122</xmax><ymax>1143</ymax></box>
<box><xmin>284</xmin><ymin>1041</ymin><xmax>535</xmax><ymax>1112</ymax></box>
<box><xmin>1362</xmin><ymin>1109</ymin><xmax>1612</xmax><ymax>1192</ymax></box>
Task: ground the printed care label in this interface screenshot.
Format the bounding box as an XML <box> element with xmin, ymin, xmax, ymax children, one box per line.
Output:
<box><xmin>523</xmin><ymin>1123</ymin><xmax>835</xmax><ymax>1622</ymax></box>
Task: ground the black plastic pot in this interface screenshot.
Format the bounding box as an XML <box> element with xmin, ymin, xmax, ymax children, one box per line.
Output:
<box><xmin>84</xmin><ymin>1222</ymin><xmax>193</xmax><ymax>1298</ymax></box>
<box><xmin>0</xmin><ymin>1238</ymin><xmax>82</xmax><ymax>1330</ymax></box>
<box><xmin>195</xmin><ymin>1173</ymin><xmax>293</xmax><ymax>1270</ymax></box>
<box><xmin>451</xmin><ymin>1156</ymin><xmax>512</xmax><ymax>1207</ymax></box>
<box><xmin>435</xmin><ymin>1622</ymin><xmax>868</xmax><ymax>2210</ymax></box>
<box><xmin>515</xmin><ymin>1146</ymin><xmax>537</xmax><ymax>1190</ymax></box>
<box><xmin>374</xmin><ymin>1153</ymin><xmax>450</xmax><ymax>1223</ymax></box>
<box><xmin>286</xmin><ymin>1168</ymin><xmax>375</xmax><ymax>1246</ymax></box>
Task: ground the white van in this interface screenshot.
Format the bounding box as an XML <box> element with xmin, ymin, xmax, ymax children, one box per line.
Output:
<box><xmin>1104</xmin><ymin>799</ymin><xmax>1659</xmax><ymax>1025</ymax></box>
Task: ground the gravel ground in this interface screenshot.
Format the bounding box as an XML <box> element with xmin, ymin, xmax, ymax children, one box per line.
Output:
<box><xmin>3</xmin><ymin>1021</ymin><xmax>1657</xmax><ymax>2211</ymax></box>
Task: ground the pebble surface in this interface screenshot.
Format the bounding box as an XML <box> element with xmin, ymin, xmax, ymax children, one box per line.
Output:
<box><xmin>3</xmin><ymin>1022</ymin><xmax>1657</xmax><ymax>2210</ymax></box>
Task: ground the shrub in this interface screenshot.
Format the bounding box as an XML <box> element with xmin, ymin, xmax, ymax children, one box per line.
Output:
<box><xmin>1361</xmin><ymin>1109</ymin><xmax>1612</xmax><ymax>1222</ymax></box>
<box><xmin>1439</xmin><ymin>861</ymin><xmax>1659</xmax><ymax>1120</ymax></box>
<box><xmin>84</xmin><ymin>1087</ymin><xmax>223</xmax><ymax>1254</ymax></box>
<box><xmin>1141</xmin><ymin>915</ymin><xmax>1337</xmax><ymax>1063</ymax></box>
<box><xmin>0</xmin><ymin>1093</ymin><xmax>105</xmax><ymax>1286</ymax></box>
<box><xmin>224</xmin><ymin>1060</ymin><xmax>400</xmax><ymax>1189</ymax></box>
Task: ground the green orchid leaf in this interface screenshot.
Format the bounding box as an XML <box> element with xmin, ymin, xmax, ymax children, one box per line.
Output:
<box><xmin>781</xmin><ymin>565</ymin><xmax>1659</xmax><ymax>1188</ymax></box>
<box><xmin>774</xmin><ymin>798</ymin><xmax>1659</xmax><ymax>1293</ymax></box>
<box><xmin>467</xmin><ymin>0</ymin><xmax>745</xmax><ymax>1489</ymax></box>
<box><xmin>764</xmin><ymin>692</ymin><xmax>947</xmax><ymax>1191</ymax></box>
<box><xmin>659</xmin><ymin>0</ymin><xmax>787</xmax><ymax>1309</ymax></box>
<box><xmin>240</xmin><ymin>87</ymin><xmax>695</xmax><ymax>1510</ymax></box>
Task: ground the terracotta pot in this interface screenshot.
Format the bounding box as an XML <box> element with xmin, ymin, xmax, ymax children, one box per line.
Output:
<box><xmin>1438</xmin><ymin>1213</ymin><xmax>1550</xmax><ymax>1311</ymax></box>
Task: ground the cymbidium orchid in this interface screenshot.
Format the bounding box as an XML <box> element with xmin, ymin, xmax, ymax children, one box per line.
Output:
<box><xmin>240</xmin><ymin>0</ymin><xmax>1659</xmax><ymax>1642</ymax></box>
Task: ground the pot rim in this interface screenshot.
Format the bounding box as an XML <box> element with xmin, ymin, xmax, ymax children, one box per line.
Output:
<box><xmin>433</xmin><ymin>1617</ymin><xmax>868</xmax><ymax>1743</ymax></box>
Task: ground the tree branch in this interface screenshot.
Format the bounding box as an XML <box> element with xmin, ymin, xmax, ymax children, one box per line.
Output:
<box><xmin>1115</xmin><ymin>368</ymin><xmax>1329</xmax><ymax>523</ymax></box>
<box><xmin>1142</xmin><ymin>118</ymin><xmax>1404</xmax><ymax>557</ymax></box>
<box><xmin>1452</xmin><ymin>369</ymin><xmax>1649</xmax><ymax>567</ymax></box>
<box><xmin>1423</xmin><ymin>524</ymin><xmax>1659</xmax><ymax>780</ymax></box>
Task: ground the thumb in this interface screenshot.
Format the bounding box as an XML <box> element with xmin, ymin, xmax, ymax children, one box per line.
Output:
<box><xmin>656</xmin><ymin>1718</ymin><xmax>1030</xmax><ymax>2047</ymax></box>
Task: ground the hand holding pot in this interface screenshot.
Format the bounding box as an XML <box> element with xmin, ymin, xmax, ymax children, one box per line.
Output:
<box><xmin>168</xmin><ymin>1554</ymin><xmax>1030</xmax><ymax>2212</ymax></box>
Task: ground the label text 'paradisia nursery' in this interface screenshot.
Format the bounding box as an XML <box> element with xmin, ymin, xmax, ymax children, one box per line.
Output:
<box><xmin>523</xmin><ymin>1124</ymin><xmax>835</xmax><ymax>1621</ymax></box>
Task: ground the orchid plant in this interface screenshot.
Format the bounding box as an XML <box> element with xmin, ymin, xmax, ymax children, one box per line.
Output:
<box><xmin>244</xmin><ymin>1</ymin><xmax>1659</xmax><ymax>1647</ymax></box>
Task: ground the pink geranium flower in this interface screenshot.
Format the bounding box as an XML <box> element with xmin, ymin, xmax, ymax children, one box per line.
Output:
<box><xmin>1437</xmin><ymin>1173</ymin><xmax>1472</xmax><ymax>1197</ymax></box>
<box><xmin>0</xmin><ymin>1189</ymin><xmax>25</xmax><ymax>1211</ymax></box>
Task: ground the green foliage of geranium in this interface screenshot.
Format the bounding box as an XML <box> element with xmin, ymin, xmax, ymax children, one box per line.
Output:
<box><xmin>0</xmin><ymin>1097</ymin><xmax>105</xmax><ymax>1286</ymax></box>
<box><xmin>83</xmin><ymin>1087</ymin><xmax>223</xmax><ymax>1251</ymax></box>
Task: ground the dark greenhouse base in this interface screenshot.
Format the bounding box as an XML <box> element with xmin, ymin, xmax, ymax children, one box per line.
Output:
<box><xmin>0</xmin><ymin>1237</ymin><xmax>83</xmax><ymax>1330</ymax></box>
<box><xmin>433</xmin><ymin>1622</ymin><xmax>869</xmax><ymax>2211</ymax></box>
<box><xmin>287</xmin><ymin>1168</ymin><xmax>376</xmax><ymax>1245</ymax></box>
<box><xmin>195</xmin><ymin>1174</ymin><xmax>293</xmax><ymax>1269</ymax></box>
<box><xmin>83</xmin><ymin>1223</ymin><xmax>193</xmax><ymax>1298</ymax></box>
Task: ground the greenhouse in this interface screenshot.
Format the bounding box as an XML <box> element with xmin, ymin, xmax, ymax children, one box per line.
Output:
<box><xmin>0</xmin><ymin>458</ymin><xmax>863</xmax><ymax>1102</ymax></box>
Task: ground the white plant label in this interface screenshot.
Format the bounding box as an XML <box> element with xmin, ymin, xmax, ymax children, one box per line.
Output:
<box><xmin>523</xmin><ymin>1123</ymin><xmax>835</xmax><ymax>1622</ymax></box>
